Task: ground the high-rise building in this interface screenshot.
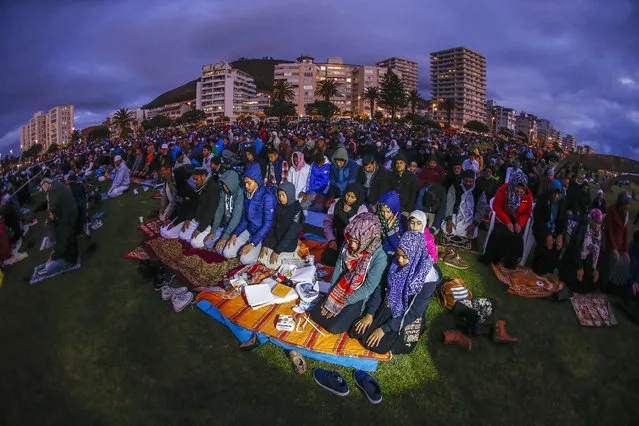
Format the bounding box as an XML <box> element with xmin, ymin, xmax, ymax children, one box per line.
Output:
<box><xmin>20</xmin><ymin>125</ymin><xmax>31</xmax><ymax>150</ymax></box>
<box><xmin>196</xmin><ymin>61</ymin><xmax>256</xmax><ymax>121</ymax></box>
<box><xmin>352</xmin><ymin>65</ymin><xmax>391</xmax><ymax>116</ymax></box>
<box><xmin>316</xmin><ymin>57</ymin><xmax>357</xmax><ymax>113</ymax></box>
<box><xmin>29</xmin><ymin>111</ymin><xmax>48</xmax><ymax>148</ymax></box>
<box><xmin>536</xmin><ymin>118</ymin><xmax>552</xmax><ymax>145</ymax></box>
<box><xmin>516</xmin><ymin>112</ymin><xmax>538</xmax><ymax>143</ymax></box>
<box><xmin>273</xmin><ymin>54</ymin><xmax>317</xmax><ymax>117</ymax></box>
<box><xmin>486</xmin><ymin>100</ymin><xmax>517</xmax><ymax>132</ymax></box>
<box><xmin>376</xmin><ymin>57</ymin><xmax>418</xmax><ymax>93</ymax></box>
<box><xmin>549</xmin><ymin>128</ymin><xmax>562</xmax><ymax>148</ymax></box>
<box><xmin>562</xmin><ymin>134</ymin><xmax>577</xmax><ymax>152</ymax></box>
<box><xmin>48</xmin><ymin>106</ymin><xmax>74</xmax><ymax>146</ymax></box>
<box><xmin>430</xmin><ymin>47</ymin><xmax>487</xmax><ymax>127</ymax></box>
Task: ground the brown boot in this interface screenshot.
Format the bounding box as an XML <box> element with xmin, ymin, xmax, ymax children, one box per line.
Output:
<box><xmin>493</xmin><ymin>320</ymin><xmax>518</xmax><ymax>343</ymax></box>
<box><xmin>442</xmin><ymin>330</ymin><xmax>472</xmax><ymax>351</ymax></box>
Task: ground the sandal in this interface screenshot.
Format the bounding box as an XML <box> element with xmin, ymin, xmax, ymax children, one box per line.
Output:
<box><xmin>239</xmin><ymin>334</ymin><xmax>260</xmax><ymax>351</ymax></box>
<box><xmin>288</xmin><ymin>350</ymin><xmax>307</xmax><ymax>375</ymax></box>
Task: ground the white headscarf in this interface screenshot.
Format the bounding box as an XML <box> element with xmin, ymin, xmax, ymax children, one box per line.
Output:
<box><xmin>409</xmin><ymin>210</ymin><xmax>427</xmax><ymax>232</ymax></box>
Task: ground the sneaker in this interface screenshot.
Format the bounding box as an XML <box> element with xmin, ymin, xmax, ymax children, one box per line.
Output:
<box><xmin>90</xmin><ymin>220</ymin><xmax>103</xmax><ymax>230</ymax></box>
<box><xmin>171</xmin><ymin>291</ymin><xmax>193</xmax><ymax>312</ymax></box>
<box><xmin>443</xmin><ymin>249</ymin><xmax>469</xmax><ymax>270</ymax></box>
<box><xmin>161</xmin><ymin>285</ymin><xmax>188</xmax><ymax>301</ymax></box>
<box><xmin>312</xmin><ymin>368</ymin><xmax>350</xmax><ymax>397</ymax></box>
<box><xmin>353</xmin><ymin>370</ymin><xmax>382</xmax><ymax>404</ymax></box>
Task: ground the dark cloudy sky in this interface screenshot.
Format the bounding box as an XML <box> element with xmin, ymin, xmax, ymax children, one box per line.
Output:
<box><xmin>1</xmin><ymin>0</ymin><xmax>638</xmax><ymax>158</ymax></box>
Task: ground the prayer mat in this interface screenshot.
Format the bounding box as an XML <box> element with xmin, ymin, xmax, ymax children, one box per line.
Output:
<box><xmin>492</xmin><ymin>263</ymin><xmax>565</xmax><ymax>298</ymax></box>
<box><xmin>145</xmin><ymin>237</ymin><xmax>239</xmax><ymax>289</ymax></box>
<box><xmin>124</xmin><ymin>246</ymin><xmax>150</xmax><ymax>261</ymax></box>
<box><xmin>29</xmin><ymin>258</ymin><xmax>82</xmax><ymax>285</ymax></box>
<box><xmin>304</xmin><ymin>211</ymin><xmax>326</xmax><ymax>228</ymax></box>
<box><xmin>196</xmin><ymin>292</ymin><xmax>391</xmax><ymax>369</ymax></box>
<box><xmin>138</xmin><ymin>218</ymin><xmax>162</xmax><ymax>239</ymax></box>
<box><xmin>571</xmin><ymin>293</ymin><xmax>617</xmax><ymax>327</ymax></box>
<box><xmin>130</xmin><ymin>177</ymin><xmax>155</xmax><ymax>186</ymax></box>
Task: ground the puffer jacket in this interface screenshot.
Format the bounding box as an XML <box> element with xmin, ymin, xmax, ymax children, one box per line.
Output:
<box><xmin>328</xmin><ymin>147</ymin><xmax>359</xmax><ymax>198</ymax></box>
<box><xmin>231</xmin><ymin>163</ymin><xmax>276</xmax><ymax>246</ymax></box>
<box><xmin>212</xmin><ymin>170</ymin><xmax>244</xmax><ymax>241</ymax></box>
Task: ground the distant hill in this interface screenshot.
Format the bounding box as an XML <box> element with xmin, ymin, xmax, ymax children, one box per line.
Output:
<box><xmin>566</xmin><ymin>153</ymin><xmax>639</xmax><ymax>173</ymax></box>
<box><xmin>142</xmin><ymin>58</ymin><xmax>292</xmax><ymax>110</ymax></box>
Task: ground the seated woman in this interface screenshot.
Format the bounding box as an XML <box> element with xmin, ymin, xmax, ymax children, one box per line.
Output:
<box><xmin>376</xmin><ymin>191</ymin><xmax>404</xmax><ymax>257</ymax></box>
<box><xmin>222</xmin><ymin>163</ymin><xmax>275</xmax><ymax>265</ymax></box>
<box><xmin>532</xmin><ymin>180</ymin><xmax>567</xmax><ymax>275</ymax></box>
<box><xmin>322</xmin><ymin>183</ymin><xmax>368</xmax><ymax>265</ymax></box>
<box><xmin>310</xmin><ymin>213</ymin><xmax>388</xmax><ymax>334</ymax></box>
<box><xmin>602</xmin><ymin>192</ymin><xmax>631</xmax><ymax>293</ymax></box>
<box><xmin>258</xmin><ymin>182</ymin><xmax>305</xmax><ymax>270</ymax></box>
<box><xmin>480</xmin><ymin>170</ymin><xmax>533</xmax><ymax>269</ymax></box>
<box><xmin>408</xmin><ymin>210</ymin><xmax>438</xmax><ymax>262</ymax></box>
<box><xmin>350</xmin><ymin>232</ymin><xmax>442</xmax><ymax>354</ymax></box>
<box><xmin>559</xmin><ymin>209</ymin><xmax>603</xmax><ymax>293</ymax></box>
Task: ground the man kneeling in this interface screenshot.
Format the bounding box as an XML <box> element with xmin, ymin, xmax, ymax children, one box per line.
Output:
<box><xmin>179</xmin><ymin>168</ymin><xmax>221</xmax><ymax>248</ymax></box>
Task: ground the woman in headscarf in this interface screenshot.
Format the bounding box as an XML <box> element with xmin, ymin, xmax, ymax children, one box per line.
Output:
<box><xmin>322</xmin><ymin>183</ymin><xmax>369</xmax><ymax>265</ymax></box>
<box><xmin>559</xmin><ymin>209</ymin><xmax>603</xmax><ymax>293</ymax></box>
<box><xmin>592</xmin><ymin>189</ymin><xmax>606</xmax><ymax>214</ymax></box>
<box><xmin>601</xmin><ymin>192</ymin><xmax>632</xmax><ymax>293</ymax></box>
<box><xmin>376</xmin><ymin>191</ymin><xmax>404</xmax><ymax>256</ymax></box>
<box><xmin>532</xmin><ymin>179</ymin><xmax>567</xmax><ymax>275</ymax></box>
<box><xmin>350</xmin><ymin>232</ymin><xmax>442</xmax><ymax>354</ymax></box>
<box><xmin>408</xmin><ymin>210</ymin><xmax>438</xmax><ymax>262</ymax></box>
<box><xmin>287</xmin><ymin>151</ymin><xmax>310</xmax><ymax>202</ymax></box>
<box><xmin>480</xmin><ymin>170</ymin><xmax>533</xmax><ymax>269</ymax></box>
<box><xmin>311</xmin><ymin>213</ymin><xmax>388</xmax><ymax>334</ymax></box>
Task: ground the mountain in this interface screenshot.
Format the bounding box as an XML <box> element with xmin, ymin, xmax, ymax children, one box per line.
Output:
<box><xmin>142</xmin><ymin>58</ymin><xmax>292</xmax><ymax>110</ymax></box>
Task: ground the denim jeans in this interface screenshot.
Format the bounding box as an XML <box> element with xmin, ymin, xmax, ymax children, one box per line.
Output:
<box><xmin>45</xmin><ymin>259</ymin><xmax>72</xmax><ymax>275</ymax></box>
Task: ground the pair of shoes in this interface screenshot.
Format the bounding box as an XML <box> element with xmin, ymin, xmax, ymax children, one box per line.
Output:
<box><xmin>160</xmin><ymin>285</ymin><xmax>188</xmax><ymax>301</ymax></box>
<box><xmin>159</xmin><ymin>285</ymin><xmax>192</xmax><ymax>312</ymax></box>
<box><xmin>312</xmin><ymin>369</ymin><xmax>382</xmax><ymax>404</ymax></box>
<box><xmin>442</xmin><ymin>330</ymin><xmax>472</xmax><ymax>351</ymax></box>
<box><xmin>442</xmin><ymin>249</ymin><xmax>469</xmax><ymax>270</ymax></box>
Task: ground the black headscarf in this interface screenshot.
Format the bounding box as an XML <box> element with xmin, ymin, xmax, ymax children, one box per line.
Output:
<box><xmin>333</xmin><ymin>183</ymin><xmax>365</xmax><ymax>246</ymax></box>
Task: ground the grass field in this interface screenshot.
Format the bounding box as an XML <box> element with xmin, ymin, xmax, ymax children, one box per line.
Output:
<box><xmin>1</xmin><ymin>184</ymin><xmax>639</xmax><ymax>425</ymax></box>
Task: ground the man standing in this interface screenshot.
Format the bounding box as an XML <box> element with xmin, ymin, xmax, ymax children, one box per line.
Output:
<box><xmin>106</xmin><ymin>155</ymin><xmax>130</xmax><ymax>198</ymax></box>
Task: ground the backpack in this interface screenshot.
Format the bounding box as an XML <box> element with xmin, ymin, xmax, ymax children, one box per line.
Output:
<box><xmin>434</xmin><ymin>277</ymin><xmax>472</xmax><ymax>310</ymax></box>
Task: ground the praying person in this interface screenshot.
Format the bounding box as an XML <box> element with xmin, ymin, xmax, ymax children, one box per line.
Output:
<box><xmin>204</xmin><ymin>170</ymin><xmax>244</xmax><ymax>252</ymax></box>
<box><xmin>287</xmin><ymin>151</ymin><xmax>310</xmax><ymax>202</ymax></box>
<box><xmin>357</xmin><ymin>155</ymin><xmax>390</xmax><ymax>206</ymax></box>
<box><xmin>327</xmin><ymin>147</ymin><xmax>359</xmax><ymax>201</ymax></box>
<box><xmin>300</xmin><ymin>153</ymin><xmax>330</xmax><ymax>211</ymax></box>
<box><xmin>264</xmin><ymin>148</ymin><xmax>289</xmax><ymax>189</ymax></box>
<box><xmin>442</xmin><ymin>169</ymin><xmax>487</xmax><ymax>247</ymax></box>
<box><xmin>105</xmin><ymin>155</ymin><xmax>130</xmax><ymax>198</ymax></box>
<box><xmin>602</xmin><ymin>192</ymin><xmax>631</xmax><ymax>292</ymax></box>
<box><xmin>408</xmin><ymin>210</ymin><xmax>438</xmax><ymax>262</ymax></box>
<box><xmin>183</xmin><ymin>168</ymin><xmax>221</xmax><ymax>249</ymax></box>
<box><xmin>390</xmin><ymin>153</ymin><xmax>418</xmax><ymax>217</ymax></box>
<box><xmin>532</xmin><ymin>180</ymin><xmax>567</xmax><ymax>275</ymax></box>
<box><xmin>559</xmin><ymin>209</ymin><xmax>603</xmax><ymax>293</ymax></box>
<box><xmin>376</xmin><ymin>191</ymin><xmax>404</xmax><ymax>256</ymax></box>
<box><xmin>160</xmin><ymin>167</ymin><xmax>199</xmax><ymax>239</ymax></box>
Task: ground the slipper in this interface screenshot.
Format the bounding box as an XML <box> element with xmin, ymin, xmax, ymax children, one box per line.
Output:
<box><xmin>239</xmin><ymin>334</ymin><xmax>260</xmax><ymax>351</ymax></box>
<box><xmin>353</xmin><ymin>370</ymin><xmax>382</xmax><ymax>404</ymax></box>
<box><xmin>288</xmin><ymin>350</ymin><xmax>307</xmax><ymax>375</ymax></box>
<box><xmin>312</xmin><ymin>369</ymin><xmax>349</xmax><ymax>397</ymax></box>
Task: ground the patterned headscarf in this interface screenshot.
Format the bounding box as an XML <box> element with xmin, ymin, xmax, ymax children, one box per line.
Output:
<box><xmin>376</xmin><ymin>191</ymin><xmax>401</xmax><ymax>235</ymax></box>
<box><xmin>324</xmin><ymin>212</ymin><xmax>382</xmax><ymax>315</ymax></box>
<box><xmin>291</xmin><ymin>151</ymin><xmax>306</xmax><ymax>172</ymax></box>
<box><xmin>582</xmin><ymin>208</ymin><xmax>603</xmax><ymax>269</ymax></box>
<box><xmin>387</xmin><ymin>232</ymin><xmax>434</xmax><ymax>318</ymax></box>
<box><xmin>507</xmin><ymin>170</ymin><xmax>528</xmax><ymax>213</ymax></box>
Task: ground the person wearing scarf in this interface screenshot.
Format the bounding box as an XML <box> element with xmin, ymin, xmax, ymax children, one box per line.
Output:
<box><xmin>531</xmin><ymin>179</ymin><xmax>567</xmax><ymax>275</ymax></box>
<box><xmin>408</xmin><ymin>210</ymin><xmax>438</xmax><ymax>262</ymax></box>
<box><xmin>442</xmin><ymin>169</ymin><xmax>487</xmax><ymax>242</ymax></box>
<box><xmin>322</xmin><ymin>183</ymin><xmax>369</xmax><ymax>265</ymax></box>
<box><xmin>350</xmin><ymin>232</ymin><xmax>442</xmax><ymax>354</ymax></box>
<box><xmin>287</xmin><ymin>151</ymin><xmax>310</xmax><ymax>202</ymax></box>
<box><xmin>311</xmin><ymin>212</ymin><xmax>388</xmax><ymax>334</ymax></box>
<box><xmin>182</xmin><ymin>168</ymin><xmax>221</xmax><ymax>249</ymax></box>
<box><xmin>480</xmin><ymin>169</ymin><xmax>533</xmax><ymax>269</ymax></box>
<box><xmin>376</xmin><ymin>191</ymin><xmax>404</xmax><ymax>256</ymax></box>
<box><xmin>559</xmin><ymin>209</ymin><xmax>603</xmax><ymax>293</ymax></box>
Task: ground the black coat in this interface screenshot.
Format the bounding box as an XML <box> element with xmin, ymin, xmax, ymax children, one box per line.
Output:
<box><xmin>263</xmin><ymin>201</ymin><xmax>304</xmax><ymax>254</ymax></box>
<box><xmin>194</xmin><ymin>177</ymin><xmax>220</xmax><ymax>232</ymax></box>
<box><xmin>357</xmin><ymin>165</ymin><xmax>390</xmax><ymax>205</ymax></box>
<box><xmin>533</xmin><ymin>193</ymin><xmax>567</xmax><ymax>241</ymax></box>
<box><xmin>390</xmin><ymin>170</ymin><xmax>418</xmax><ymax>213</ymax></box>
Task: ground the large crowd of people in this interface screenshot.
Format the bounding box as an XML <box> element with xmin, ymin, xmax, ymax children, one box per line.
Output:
<box><xmin>1</xmin><ymin>118</ymin><xmax>638</xmax><ymax>351</ymax></box>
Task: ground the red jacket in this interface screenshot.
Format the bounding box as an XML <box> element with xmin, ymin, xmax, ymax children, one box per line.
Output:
<box><xmin>419</xmin><ymin>165</ymin><xmax>446</xmax><ymax>187</ymax></box>
<box><xmin>605</xmin><ymin>204</ymin><xmax>629</xmax><ymax>253</ymax></box>
<box><xmin>493</xmin><ymin>183</ymin><xmax>533</xmax><ymax>227</ymax></box>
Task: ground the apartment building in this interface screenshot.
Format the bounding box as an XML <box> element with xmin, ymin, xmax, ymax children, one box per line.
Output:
<box><xmin>562</xmin><ymin>134</ymin><xmax>577</xmax><ymax>152</ymax></box>
<box><xmin>273</xmin><ymin>54</ymin><xmax>317</xmax><ymax>117</ymax></box>
<box><xmin>196</xmin><ymin>61</ymin><xmax>256</xmax><ymax>121</ymax></box>
<box><xmin>352</xmin><ymin>65</ymin><xmax>392</xmax><ymax>116</ymax></box>
<box><xmin>536</xmin><ymin>118</ymin><xmax>552</xmax><ymax>145</ymax></box>
<box><xmin>48</xmin><ymin>106</ymin><xmax>74</xmax><ymax>146</ymax></box>
<box><xmin>246</xmin><ymin>92</ymin><xmax>270</xmax><ymax>115</ymax></box>
<box><xmin>549</xmin><ymin>128</ymin><xmax>562</xmax><ymax>147</ymax></box>
<box><xmin>430</xmin><ymin>47</ymin><xmax>487</xmax><ymax>127</ymax></box>
<box><xmin>315</xmin><ymin>57</ymin><xmax>357</xmax><ymax>113</ymax></box>
<box><xmin>515</xmin><ymin>112</ymin><xmax>538</xmax><ymax>142</ymax></box>
<box><xmin>486</xmin><ymin>100</ymin><xmax>517</xmax><ymax>132</ymax></box>
<box><xmin>376</xmin><ymin>57</ymin><xmax>418</xmax><ymax>93</ymax></box>
<box><xmin>20</xmin><ymin>125</ymin><xmax>30</xmax><ymax>150</ymax></box>
<box><xmin>29</xmin><ymin>111</ymin><xmax>48</xmax><ymax>148</ymax></box>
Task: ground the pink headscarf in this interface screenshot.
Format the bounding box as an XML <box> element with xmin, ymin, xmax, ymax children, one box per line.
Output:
<box><xmin>292</xmin><ymin>151</ymin><xmax>306</xmax><ymax>172</ymax></box>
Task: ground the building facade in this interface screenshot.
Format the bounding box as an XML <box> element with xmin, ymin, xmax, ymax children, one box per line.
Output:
<box><xmin>196</xmin><ymin>61</ymin><xmax>256</xmax><ymax>121</ymax></box>
<box><xmin>20</xmin><ymin>106</ymin><xmax>74</xmax><ymax>151</ymax></box>
<box><xmin>29</xmin><ymin>112</ymin><xmax>48</xmax><ymax>149</ymax></box>
<box><xmin>352</xmin><ymin>65</ymin><xmax>391</xmax><ymax>116</ymax></box>
<box><xmin>430</xmin><ymin>47</ymin><xmax>487</xmax><ymax>127</ymax></box>
<box><xmin>562</xmin><ymin>134</ymin><xmax>577</xmax><ymax>152</ymax></box>
<box><xmin>246</xmin><ymin>92</ymin><xmax>270</xmax><ymax>115</ymax></box>
<box><xmin>536</xmin><ymin>118</ymin><xmax>551</xmax><ymax>145</ymax></box>
<box><xmin>515</xmin><ymin>112</ymin><xmax>538</xmax><ymax>143</ymax></box>
<box><xmin>273</xmin><ymin>54</ymin><xmax>317</xmax><ymax>117</ymax></box>
<box><xmin>315</xmin><ymin>57</ymin><xmax>357</xmax><ymax>113</ymax></box>
<box><xmin>486</xmin><ymin>100</ymin><xmax>517</xmax><ymax>132</ymax></box>
<box><xmin>376</xmin><ymin>57</ymin><xmax>418</xmax><ymax>93</ymax></box>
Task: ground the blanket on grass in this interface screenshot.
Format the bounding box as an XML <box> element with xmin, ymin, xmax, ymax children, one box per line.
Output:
<box><xmin>138</xmin><ymin>218</ymin><xmax>163</xmax><ymax>239</ymax></box>
<box><xmin>29</xmin><ymin>258</ymin><xmax>82</xmax><ymax>285</ymax></box>
<box><xmin>124</xmin><ymin>245</ymin><xmax>150</xmax><ymax>261</ymax></box>
<box><xmin>492</xmin><ymin>263</ymin><xmax>565</xmax><ymax>298</ymax></box>
<box><xmin>570</xmin><ymin>293</ymin><xmax>617</xmax><ymax>327</ymax></box>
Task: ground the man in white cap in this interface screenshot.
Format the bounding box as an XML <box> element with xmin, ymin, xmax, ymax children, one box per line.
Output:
<box><xmin>105</xmin><ymin>155</ymin><xmax>130</xmax><ymax>198</ymax></box>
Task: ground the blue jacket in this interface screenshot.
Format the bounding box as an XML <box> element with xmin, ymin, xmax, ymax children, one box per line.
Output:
<box><xmin>231</xmin><ymin>163</ymin><xmax>276</xmax><ymax>246</ymax></box>
<box><xmin>329</xmin><ymin>159</ymin><xmax>359</xmax><ymax>197</ymax></box>
<box><xmin>306</xmin><ymin>161</ymin><xmax>331</xmax><ymax>194</ymax></box>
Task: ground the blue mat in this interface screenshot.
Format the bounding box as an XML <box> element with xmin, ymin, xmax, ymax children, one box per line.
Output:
<box><xmin>302</xmin><ymin>233</ymin><xmax>327</xmax><ymax>243</ymax></box>
<box><xmin>29</xmin><ymin>258</ymin><xmax>82</xmax><ymax>285</ymax></box>
<box><xmin>305</xmin><ymin>211</ymin><xmax>326</xmax><ymax>228</ymax></box>
<box><xmin>197</xmin><ymin>300</ymin><xmax>378</xmax><ymax>372</ymax></box>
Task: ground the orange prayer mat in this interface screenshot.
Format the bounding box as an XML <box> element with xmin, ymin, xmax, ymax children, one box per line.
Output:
<box><xmin>492</xmin><ymin>263</ymin><xmax>565</xmax><ymax>298</ymax></box>
<box><xmin>196</xmin><ymin>290</ymin><xmax>392</xmax><ymax>363</ymax></box>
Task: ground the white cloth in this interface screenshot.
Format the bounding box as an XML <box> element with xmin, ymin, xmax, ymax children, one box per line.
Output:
<box><xmin>223</xmin><ymin>230</ymin><xmax>262</xmax><ymax>265</ymax></box>
<box><xmin>107</xmin><ymin>185</ymin><xmax>128</xmax><ymax>198</ymax></box>
<box><xmin>288</xmin><ymin>164</ymin><xmax>311</xmax><ymax>201</ymax></box>
<box><xmin>190</xmin><ymin>225</ymin><xmax>212</xmax><ymax>249</ymax></box>
<box><xmin>160</xmin><ymin>221</ymin><xmax>184</xmax><ymax>239</ymax></box>
<box><xmin>462</xmin><ymin>159</ymin><xmax>479</xmax><ymax>176</ymax></box>
<box><xmin>443</xmin><ymin>184</ymin><xmax>478</xmax><ymax>239</ymax></box>
<box><xmin>179</xmin><ymin>220</ymin><xmax>199</xmax><ymax>242</ymax></box>
<box><xmin>258</xmin><ymin>247</ymin><xmax>301</xmax><ymax>270</ymax></box>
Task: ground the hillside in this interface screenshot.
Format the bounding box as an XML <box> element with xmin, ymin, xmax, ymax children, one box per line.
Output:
<box><xmin>566</xmin><ymin>153</ymin><xmax>639</xmax><ymax>173</ymax></box>
<box><xmin>142</xmin><ymin>58</ymin><xmax>292</xmax><ymax>109</ymax></box>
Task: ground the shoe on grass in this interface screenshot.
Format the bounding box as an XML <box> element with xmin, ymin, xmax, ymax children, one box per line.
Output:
<box><xmin>161</xmin><ymin>285</ymin><xmax>188</xmax><ymax>301</ymax></box>
<box><xmin>353</xmin><ymin>370</ymin><xmax>382</xmax><ymax>404</ymax></box>
<box><xmin>443</xmin><ymin>249</ymin><xmax>469</xmax><ymax>270</ymax></box>
<box><xmin>312</xmin><ymin>368</ymin><xmax>349</xmax><ymax>397</ymax></box>
<box><xmin>171</xmin><ymin>291</ymin><xmax>193</xmax><ymax>312</ymax></box>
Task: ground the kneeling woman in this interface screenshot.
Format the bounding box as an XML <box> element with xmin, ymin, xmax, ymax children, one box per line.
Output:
<box><xmin>310</xmin><ymin>213</ymin><xmax>388</xmax><ymax>334</ymax></box>
<box><xmin>350</xmin><ymin>232</ymin><xmax>442</xmax><ymax>354</ymax></box>
<box><xmin>559</xmin><ymin>209</ymin><xmax>603</xmax><ymax>293</ymax></box>
<box><xmin>376</xmin><ymin>191</ymin><xmax>404</xmax><ymax>257</ymax></box>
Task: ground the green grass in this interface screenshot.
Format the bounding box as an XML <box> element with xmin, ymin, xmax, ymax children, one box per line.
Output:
<box><xmin>1</xmin><ymin>184</ymin><xmax>639</xmax><ymax>425</ymax></box>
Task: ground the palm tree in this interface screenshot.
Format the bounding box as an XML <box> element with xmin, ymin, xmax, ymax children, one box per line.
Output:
<box><xmin>112</xmin><ymin>108</ymin><xmax>135</xmax><ymax>137</ymax></box>
<box><xmin>272</xmin><ymin>80</ymin><xmax>296</xmax><ymax>103</ymax></box>
<box><xmin>363</xmin><ymin>87</ymin><xmax>380</xmax><ymax>119</ymax></box>
<box><xmin>70</xmin><ymin>129</ymin><xmax>81</xmax><ymax>146</ymax></box>
<box><xmin>407</xmin><ymin>89</ymin><xmax>423</xmax><ymax>115</ymax></box>
<box><xmin>440</xmin><ymin>98</ymin><xmax>456</xmax><ymax>127</ymax></box>
<box><xmin>314</xmin><ymin>79</ymin><xmax>341</xmax><ymax>101</ymax></box>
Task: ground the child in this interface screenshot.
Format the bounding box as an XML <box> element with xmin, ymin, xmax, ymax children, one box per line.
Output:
<box><xmin>300</xmin><ymin>153</ymin><xmax>330</xmax><ymax>212</ymax></box>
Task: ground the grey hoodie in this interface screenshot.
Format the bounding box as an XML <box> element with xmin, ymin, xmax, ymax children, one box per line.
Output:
<box><xmin>211</xmin><ymin>170</ymin><xmax>244</xmax><ymax>240</ymax></box>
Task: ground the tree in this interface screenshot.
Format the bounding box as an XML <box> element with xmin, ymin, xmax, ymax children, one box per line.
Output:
<box><xmin>464</xmin><ymin>120</ymin><xmax>489</xmax><ymax>133</ymax></box>
<box><xmin>373</xmin><ymin>111</ymin><xmax>384</xmax><ymax>122</ymax></box>
<box><xmin>314</xmin><ymin>80</ymin><xmax>341</xmax><ymax>101</ymax></box>
<box><xmin>265</xmin><ymin>101</ymin><xmax>297</xmax><ymax>120</ymax></box>
<box><xmin>499</xmin><ymin>128</ymin><xmax>514</xmax><ymax>138</ymax></box>
<box><xmin>272</xmin><ymin>80</ymin><xmax>296</xmax><ymax>103</ymax></box>
<box><xmin>47</xmin><ymin>143</ymin><xmax>59</xmax><ymax>154</ymax></box>
<box><xmin>70</xmin><ymin>129</ymin><xmax>81</xmax><ymax>146</ymax></box>
<box><xmin>363</xmin><ymin>87</ymin><xmax>380</xmax><ymax>118</ymax></box>
<box><xmin>22</xmin><ymin>143</ymin><xmax>43</xmax><ymax>159</ymax></box>
<box><xmin>87</xmin><ymin>126</ymin><xmax>111</xmax><ymax>142</ymax></box>
<box><xmin>180</xmin><ymin>109</ymin><xmax>206</xmax><ymax>124</ymax></box>
<box><xmin>424</xmin><ymin>119</ymin><xmax>442</xmax><ymax>130</ymax></box>
<box><xmin>111</xmin><ymin>108</ymin><xmax>135</xmax><ymax>138</ymax></box>
<box><xmin>440</xmin><ymin>98</ymin><xmax>456</xmax><ymax>128</ymax></box>
<box><xmin>143</xmin><ymin>114</ymin><xmax>173</xmax><ymax>129</ymax></box>
<box><xmin>379</xmin><ymin>70</ymin><xmax>406</xmax><ymax>122</ymax></box>
<box><xmin>407</xmin><ymin>89</ymin><xmax>423</xmax><ymax>115</ymax></box>
<box><xmin>305</xmin><ymin>100</ymin><xmax>339</xmax><ymax>122</ymax></box>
